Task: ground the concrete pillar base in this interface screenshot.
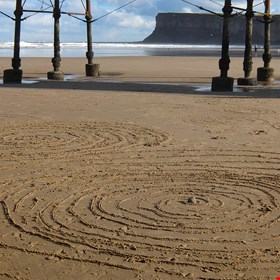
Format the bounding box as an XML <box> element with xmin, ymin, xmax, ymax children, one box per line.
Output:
<box><xmin>3</xmin><ymin>69</ymin><xmax>22</xmax><ymax>84</ymax></box>
<box><xmin>85</xmin><ymin>63</ymin><xmax>100</xmax><ymax>77</ymax></box>
<box><xmin>47</xmin><ymin>71</ymin><xmax>64</xmax><ymax>80</ymax></box>
<box><xmin>211</xmin><ymin>76</ymin><xmax>234</xmax><ymax>92</ymax></box>
<box><xmin>237</xmin><ymin>77</ymin><xmax>257</xmax><ymax>86</ymax></box>
<box><xmin>257</xmin><ymin>67</ymin><xmax>274</xmax><ymax>83</ymax></box>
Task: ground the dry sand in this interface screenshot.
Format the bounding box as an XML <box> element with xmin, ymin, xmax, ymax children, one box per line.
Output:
<box><xmin>0</xmin><ymin>56</ymin><xmax>280</xmax><ymax>279</ymax></box>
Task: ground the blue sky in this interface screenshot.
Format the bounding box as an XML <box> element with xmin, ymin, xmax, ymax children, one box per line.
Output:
<box><xmin>0</xmin><ymin>0</ymin><xmax>279</xmax><ymax>42</ymax></box>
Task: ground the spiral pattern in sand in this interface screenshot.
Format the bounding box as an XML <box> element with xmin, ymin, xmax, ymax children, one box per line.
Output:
<box><xmin>0</xmin><ymin>121</ymin><xmax>279</xmax><ymax>279</ymax></box>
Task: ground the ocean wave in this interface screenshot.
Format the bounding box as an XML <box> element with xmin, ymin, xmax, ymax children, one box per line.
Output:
<box><xmin>0</xmin><ymin>41</ymin><xmax>231</xmax><ymax>50</ymax></box>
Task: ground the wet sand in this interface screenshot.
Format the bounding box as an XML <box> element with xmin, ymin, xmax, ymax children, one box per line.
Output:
<box><xmin>0</xmin><ymin>56</ymin><xmax>280</xmax><ymax>279</ymax></box>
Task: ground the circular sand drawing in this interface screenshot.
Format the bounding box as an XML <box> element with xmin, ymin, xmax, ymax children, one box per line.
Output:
<box><xmin>0</xmin><ymin>121</ymin><xmax>169</xmax><ymax>160</ymax></box>
<box><xmin>0</xmin><ymin>121</ymin><xmax>170</xmax><ymax>178</ymax></box>
<box><xmin>0</xmin><ymin>122</ymin><xmax>279</xmax><ymax>279</ymax></box>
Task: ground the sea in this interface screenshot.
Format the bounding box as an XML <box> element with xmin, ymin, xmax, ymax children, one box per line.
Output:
<box><xmin>0</xmin><ymin>42</ymin><xmax>280</xmax><ymax>58</ymax></box>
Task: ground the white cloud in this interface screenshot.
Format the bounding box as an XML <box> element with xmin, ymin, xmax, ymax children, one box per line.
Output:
<box><xmin>0</xmin><ymin>0</ymin><xmax>14</xmax><ymax>9</ymax></box>
<box><xmin>25</xmin><ymin>14</ymin><xmax>52</xmax><ymax>27</ymax></box>
<box><xmin>182</xmin><ymin>7</ymin><xmax>193</xmax><ymax>13</ymax></box>
<box><xmin>111</xmin><ymin>11</ymin><xmax>154</xmax><ymax>29</ymax></box>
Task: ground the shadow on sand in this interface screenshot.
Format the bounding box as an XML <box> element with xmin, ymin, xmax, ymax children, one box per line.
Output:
<box><xmin>1</xmin><ymin>77</ymin><xmax>280</xmax><ymax>99</ymax></box>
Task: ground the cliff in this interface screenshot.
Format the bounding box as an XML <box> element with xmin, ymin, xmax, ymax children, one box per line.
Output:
<box><xmin>143</xmin><ymin>13</ymin><xmax>280</xmax><ymax>45</ymax></box>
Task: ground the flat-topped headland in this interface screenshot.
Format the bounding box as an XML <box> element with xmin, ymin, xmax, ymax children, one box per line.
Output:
<box><xmin>143</xmin><ymin>13</ymin><xmax>280</xmax><ymax>45</ymax></box>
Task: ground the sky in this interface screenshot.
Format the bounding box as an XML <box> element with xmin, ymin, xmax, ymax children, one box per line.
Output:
<box><xmin>0</xmin><ymin>0</ymin><xmax>279</xmax><ymax>43</ymax></box>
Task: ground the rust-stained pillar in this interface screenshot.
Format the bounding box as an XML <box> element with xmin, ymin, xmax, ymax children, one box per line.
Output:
<box><xmin>257</xmin><ymin>0</ymin><xmax>274</xmax><ymax>83</ymax></box>
<box><xmin>47</xmin><ymin>0</ymin><xmax>64</xmax><ymax>80</ymax></box>
<box><xmin>211</xmin><ymin>0</ymin><xmax>234</xmax><ymax>91</ymax></box>
<box><xmin>237</xmin><ymin>0</ymin><xmax>256</xmax><ymax>86</ymax></box>
<box><xmin>3</xmin><ymin>0</ymin><xmax>23</xmax><ymax>83</ymax></box>
<box><xmin>85</xmin><ymin>0</ymin><xmax>100</xmax><ymax>76</ymax></box>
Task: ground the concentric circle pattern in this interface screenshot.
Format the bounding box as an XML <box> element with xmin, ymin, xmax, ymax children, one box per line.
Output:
<box><xmin>0</xmin><ymin>121</ymin><xmax>279</xmax><ymax>279</ymax></box>
<box><xmin>0</xmin><ymin>121</ymin><xmax>169</xmax><ymax>158</ymax></box>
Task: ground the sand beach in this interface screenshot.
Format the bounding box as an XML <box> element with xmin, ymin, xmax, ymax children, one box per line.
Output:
<box><xmin>0</xmin><ymin>55</ymin><xmax>280</xmax><ymax>279</ymax></box>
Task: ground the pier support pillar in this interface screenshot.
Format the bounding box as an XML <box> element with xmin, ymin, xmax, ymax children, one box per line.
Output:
<box><xmin>237</xmin><ymin>0</ymin><xmax>256</xmax><ymax>86</ymax></box>
<box><xmin>212</xmin><ymin>76</ymin><xmax>234</xmax><ymax>91</ymax></box>
<box><xmin>212</xmin><ymin>0</ymin><xmax>234</xmax><ymax>92</ymax></box>
<box><xmin>3</xmin><ymin>69</ymin><xmax>22</xmax><ymax>84</ymax></box>
<box><xmin>48</xmin><ymin>0</ymin><xmax>64</xmax><ymax>80</ymax></box>
<box><xmin>3</xmin><ymin>0</ymin><xmax>23</xmax><ymax>84</ymax></box>
<box><xmin>257</xmin><ymin>67</ymin><xmax>274</xmax><ymax>83</ymax></box>
<box><xmin>85</xmin><ymin>0</ymin><xmax>100</xmax><ymax>77</ymax></box>
<box><xmin>257</xmin><ymin>0</ymin><xmax>274</xmax><ymax>84</ymax></box>
<box><xmin>86</xmin><ymin>63</ymin><xmax>100</xmax><ymax>76</ymax></box>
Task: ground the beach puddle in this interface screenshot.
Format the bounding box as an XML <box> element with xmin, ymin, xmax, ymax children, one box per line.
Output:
<box><xmin>195</xmin><ymin>85</ymin><xmax>248</xmax><ymax>93</ymax></box>
<box><xmin>0</xmin><ymin>79</ymin><xmax>39</xmax><ymax>85</ymax></box>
